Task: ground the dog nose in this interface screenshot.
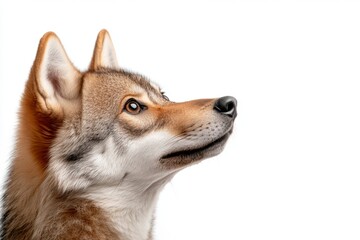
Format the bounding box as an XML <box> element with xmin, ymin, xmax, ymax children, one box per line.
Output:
<box><xmin>214</xmin><ymin>96</ymin><xmax>237</xmax><ymax>118</ymax></box>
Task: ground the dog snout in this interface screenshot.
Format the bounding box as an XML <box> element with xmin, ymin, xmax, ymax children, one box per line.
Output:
<box><xmin>213</xmin><ymin>96</ymin><xmax>237</xmax><ymax>118</ymax></box>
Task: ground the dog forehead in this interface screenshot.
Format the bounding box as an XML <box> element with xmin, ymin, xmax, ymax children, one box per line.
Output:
<box><xmin>83</xmin><ymin>71</ymin><xmax>133</xmax><ymax>95</ymax></box>
<box><xmin>83</xmin><ymin>70</ymin><xmax>160</xmax><ymax>98</ymax></box>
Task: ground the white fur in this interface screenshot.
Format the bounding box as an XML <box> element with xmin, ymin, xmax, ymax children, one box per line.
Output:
<box><xmin>46</xmin><ymin>113</ymin><xmax>231</xmax><ymax>239</ymax></box>
<box><xmin>49</xmin><ymin>125</ymin><xmax>227</xmax><ymax>239</ymax></box>
<box><xmin>77</xmin><ymin>131</ymin><xmax>178</xmax><ymax>240</ymax></box>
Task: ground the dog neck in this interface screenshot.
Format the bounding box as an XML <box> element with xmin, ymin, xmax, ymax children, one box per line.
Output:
<box><xmin>83</xmin><ymin>173</ymin><xmax>175</xmax><ymax>240</ymax></box>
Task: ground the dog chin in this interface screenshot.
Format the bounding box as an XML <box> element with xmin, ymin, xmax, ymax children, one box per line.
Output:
<box><xmin>159</xmin><ymin>132</ymin><xmax>231</xmax><ymax>168</ymax></box>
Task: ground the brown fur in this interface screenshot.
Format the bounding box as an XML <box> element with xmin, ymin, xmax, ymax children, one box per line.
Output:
<box><xmin>2</xmin><ymin>54</ymin><xmax>62</xmax><ymax>240</ymax></box>
<box><xmin>1</xmin><ymin>31</ymin><xmax>122</xmax><ymax>240</ymax></box>
<box><xmin>35</xmin><ymin>197</ymin><xmax>120</xmax><ymax>240</ymax></box>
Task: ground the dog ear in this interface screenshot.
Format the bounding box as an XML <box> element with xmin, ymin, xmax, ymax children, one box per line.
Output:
<box><xmin>33</xmin><ymin>32</ymin><xmax>81</xmax><ymax>115</ymax></box>
<box><xmin>89</xmin><ymin>29</ymin><xmax>119</xmax><ymax>70</ymax></box>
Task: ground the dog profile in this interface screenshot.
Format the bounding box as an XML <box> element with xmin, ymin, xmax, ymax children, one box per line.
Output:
<box><xmin>1</xmin><ymin>30</ymin><xmax>237</xmax><ymax>240</ymax></box>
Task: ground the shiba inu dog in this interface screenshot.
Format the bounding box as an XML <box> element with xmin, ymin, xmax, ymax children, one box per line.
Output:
<box><xmin>1</xmin><ymin>30</ymin><xmax>237</xmax><ymax>240</ymax></box>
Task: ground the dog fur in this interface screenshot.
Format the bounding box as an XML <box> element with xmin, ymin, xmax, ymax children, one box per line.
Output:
<box><xmin>1</xmin><ymin>30</ymin><xmax>236</xmax><ymax>240</ymax></box>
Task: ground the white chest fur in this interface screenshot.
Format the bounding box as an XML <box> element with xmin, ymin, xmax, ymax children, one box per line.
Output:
<box><xmin>83</xmin><ymin>177</ymin><xmax>169</xmax><ymax>240</ymax></box>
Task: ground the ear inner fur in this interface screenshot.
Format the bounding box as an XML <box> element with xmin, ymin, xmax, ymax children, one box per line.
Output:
<box><xmin>89</xmin><ymin>29</ymin><xmax>119</xmax><ymax>70</ymax></box>
<box><xmin>33</xmin><ymin>32</ymin><xmax>81</xmax><ymax>116</ymax></box>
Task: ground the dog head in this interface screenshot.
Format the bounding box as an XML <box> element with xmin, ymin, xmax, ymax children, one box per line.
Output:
<box><xmin>26</xmin><ymin>30</ymin><xmax>237</xmax><ymax>192</ymax></box>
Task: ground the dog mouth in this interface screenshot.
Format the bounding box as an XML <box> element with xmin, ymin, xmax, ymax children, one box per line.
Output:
<box><xmin>160</xmin><ymin>131</ymin><xmax>231</xmax><ymax>165</ymax></box>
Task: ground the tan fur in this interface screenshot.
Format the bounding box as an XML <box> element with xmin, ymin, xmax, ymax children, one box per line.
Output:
<box><xmin>90</xmin><ymin>29</ymin><xmax>108</xmax><ymax>70</ymax></box>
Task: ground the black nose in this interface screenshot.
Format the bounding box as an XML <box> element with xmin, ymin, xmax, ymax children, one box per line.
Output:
<box><xmin>214</xmin><ymin>96</ymin><xmax>237</xmax><ymax>118</ymax></box>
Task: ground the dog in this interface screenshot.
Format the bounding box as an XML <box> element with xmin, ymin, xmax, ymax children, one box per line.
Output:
<box><xmin>1</xmin><ymin>30</ymin><xmax>237</xmax><ymax>240</ymax></box>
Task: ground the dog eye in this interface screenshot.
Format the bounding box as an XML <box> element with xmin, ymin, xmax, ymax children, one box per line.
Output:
<box><xmin>161</xmin><ymin>91</ymin><xmax>169</xmax><ymax>101</ymax></box>
<box><xmin>124</xmin><ymin>99</ymin><xmax>143</xmax><ymax>115</ymax></box>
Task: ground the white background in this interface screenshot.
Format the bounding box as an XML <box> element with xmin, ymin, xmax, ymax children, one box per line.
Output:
<box><xmin>1</xmin><ymin>1</ymin><xmax>360</xmax><ymax>239</ymax></box>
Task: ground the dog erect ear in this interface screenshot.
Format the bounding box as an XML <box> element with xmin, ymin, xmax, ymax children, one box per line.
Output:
<box><xmin>33</xmin><ymin>32</ymin><xmax>81</xmax><ymax>115</ymax></box>
<box><xmin>89</xmin><ymin>29</ymin><xmax>119</xmax><ymax>70</ymax></box>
